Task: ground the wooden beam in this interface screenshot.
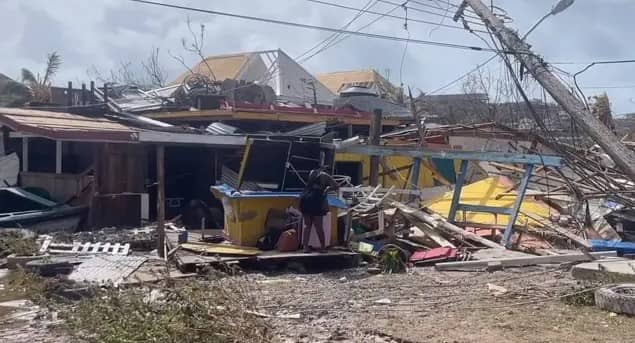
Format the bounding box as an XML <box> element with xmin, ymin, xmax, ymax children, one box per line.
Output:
<box><xmin>436</xmin><ymin>251</ymin><xmax>616</xmax><ymax>271</ymax></box>
<box><xmin>340</xmin><ymin>145</ymin><xmax>563</xmax><ymax>166</ymax></box>
<box><xmin>22</xmin><ymin>137</ymin><xmax>29</xmax><ymax>172</ymax></box>
<box><xmin>143</xmin><ymin>109</ymin><xmax>404</xmax><ymax>126</ymax></box>
<box><xmin>55</xmin><ymin>140</ymin><xmax>62</xmax><ymax>174</ymax></box>
<box><xmin>369</xmin><ymin>109</ymin><xmax>382</xmax><ymax>186</ymax></box>
<box><xmin>391</xmin><ymin>201</ymin><xmax>503</xmax><ymax>249</ymax></box>
<box><xmin>157</xmin><ymin>145</ymin><xmax>166</xmax><ymax>258</ymax></box>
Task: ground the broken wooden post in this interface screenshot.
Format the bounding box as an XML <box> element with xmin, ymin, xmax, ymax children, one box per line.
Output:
<box><xmin>81</xmin><ymin>83</ymin><xmax>87</xmax><ymax>105</ymax></box>
<box><xmin>103</xmin><ymin>83</ymin><xmax>109</xmax><ymax>105</ymax></box>
<box><xmin>157</xmin><ymin>145</ymin><xmax>166</xmax><ymax>258</ymax></box>
<box><xmin>369</xmin><ymin>109</ymin><xmax>382</xmax><ymax>186</ymax></box>
<box><xmin>67</xmin><ymin>81</ymin><xmax>73</xmax><ymax>106</ymax></box>
<box><xmin>90</xmin><ymin>81</ymin><xmax>95</xmax><ymax>104</ymax></box>
<box><xmin>21</xmin><ymin>137</ymin><xmax>29</xmax><ymax>172</ymax></box>
<box><xmin>408</xmin><ymin>86</ymin><xmax>425</xmax><ymax>201</ymax></box>
<box><xmin>55</xmin><ymin>141</ymin><xmax>62</xmax><ymax>174</ymax></box>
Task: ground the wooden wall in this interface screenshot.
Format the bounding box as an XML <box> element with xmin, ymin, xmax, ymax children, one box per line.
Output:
<box><xmin>95</xmin><ymin>143</ymin><xmax>147</xmax><ymax>194</ymax></box>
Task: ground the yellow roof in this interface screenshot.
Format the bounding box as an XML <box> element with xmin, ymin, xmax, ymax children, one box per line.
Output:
<box><xmin>171</xmin><ymin>52</ymin><xmax>251</xmax><ymax>84</ymax></box>
<box><xmin>316</xmin><ymin>69</ymin><xmax>396</xmax><ymax>94</ymax></box>
<box><xmin>425</xmin><ymin>176</ymin><xmax>555</xmax><ymax>227</ymax></box>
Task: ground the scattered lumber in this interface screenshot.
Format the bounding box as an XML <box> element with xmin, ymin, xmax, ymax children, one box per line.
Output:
<box><xmin>390</xmin><ymin>201</ymin><xmax>503</xmax><ymax>249</ymax></box>
<box><xmin>435</xmin><ymin>251</ymin><xmax>617</xmax><ymax>271</ymax></box>
<box><xmin>519</xmin><ymin>210</ymin><xmax>591</xmax><ymax>250</ymax></box>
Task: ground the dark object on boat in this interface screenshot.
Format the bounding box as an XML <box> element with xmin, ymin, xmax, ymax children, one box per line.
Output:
<box><xmin>0</xmin><ymin>187</ymin><xmax>87</xmax><ymax>233</ymax></box>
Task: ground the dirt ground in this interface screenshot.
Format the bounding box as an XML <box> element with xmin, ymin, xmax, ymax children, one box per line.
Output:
<box><xmin>249</xmin><ymin>266</ymin><xmax>635</xmax><ymax>343</ymax></box>
<box><xmin>1</xmin><ymin>265</ymin><xmax>635</xmax><ymax>343</ymax></box>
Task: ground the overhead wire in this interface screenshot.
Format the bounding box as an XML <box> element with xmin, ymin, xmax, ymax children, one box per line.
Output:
<box><xmin>572</xmin><ymin>59</ymin><xmax>635</xmax><ymax>109</ymax></box>
<box><xmin>128</xmin><ymin>0</ymin><xmax>507</xmax><ymax>53</ymax></box>
<box><xmin>296</xmin><ymin>0</ymin><xmax>377</xmax><ymax>62</ymax></box>
<box><xmin>427</xmin><ymin>54</ymin><xmax>498</xmax><ymax>94</ymax></box>
<box><xmin>378</xmin><ymin>0</ymin><xmax>486</xmax><ymax>26</ymax></box>
<box><xmin>297</xmin><ymin>0</ymin><xmax>391</xmax><ymax>64</ymax></box>
<box><xmin>305</xmin><ymin>0</ymin><xmax>488</xmax><ymax>34</ymax></box>
<box><xmin>426</xmin><ymin>0</ymin><xmax>452</xmax><ymax>36</ymax></box>
<box><xmin>410</xmin><ymin>0</ymin><xmax>481</xmax><ymax>20</ymax></box>
<box><xmin>399</xmin><ymin>2</ymin><xmax>410</xmax><ymax>87</ymax></box>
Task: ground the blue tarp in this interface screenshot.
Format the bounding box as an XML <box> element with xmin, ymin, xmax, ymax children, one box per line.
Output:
<box><xmin>590</xmin><ymin>239</ymin><xmax>635</xmax><ymax>255</ymax></box>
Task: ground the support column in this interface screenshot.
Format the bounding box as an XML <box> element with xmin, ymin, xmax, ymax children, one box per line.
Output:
<box><xmin>447</xmin><ymin>159</ymin><xmax>469</xmax><ymax>223</ymax></box>
<box><xmin>369</xmin><ymin>109</ymin><xmax>382</xmax><ymax>186</ymax></box>
<box><xmin>156</xmin><ymin>145</ymin><xmax>166</xmax><ymax>258</ymax></box>
<box><xmin>55</xmin><ymin>141</ymin><xmax>62</xmax><ymax>174</ymax></box>
<box><xmin>501</xmin><ymin>164</ymin><xmax>534</xmax><ymax>248</ymax></box>
<box><xmin>22</xmin><ymin>137</ymin><xmax>29</xmax><ymax>172</ymax></box>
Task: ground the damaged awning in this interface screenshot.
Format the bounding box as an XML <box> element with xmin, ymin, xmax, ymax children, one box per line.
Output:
<box><xmin>0</xmin><ymin>107</ymin><xmax>139</xmax><ymax>142</ymax></box>
<box><xmin>0</xmin><ymin>107</ymin><xmax>246</xmax><ymax>147</ymax></box>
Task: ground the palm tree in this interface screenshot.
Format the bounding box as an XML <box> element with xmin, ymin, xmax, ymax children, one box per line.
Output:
<box><xmin>21</xmin><ymin>52</ymin><xmax>62</xmax><ymax>103</ymax></box>
<box><xmin>0</xmin><ymin>73</ymin><xmax>30</xmax><ymax>107</ymax></box>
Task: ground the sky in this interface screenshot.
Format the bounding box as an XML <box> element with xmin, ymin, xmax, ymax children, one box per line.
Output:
<box><xmin>1</xmin><ymin>0</ymin><xmax>634</xmax><ymax>114</ymax></box>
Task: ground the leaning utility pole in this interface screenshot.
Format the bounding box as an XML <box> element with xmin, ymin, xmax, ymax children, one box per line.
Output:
<box><xmin>457</xmin><ymin>0</ymin><xmax>635</xmax><ymax>180</ymax></box>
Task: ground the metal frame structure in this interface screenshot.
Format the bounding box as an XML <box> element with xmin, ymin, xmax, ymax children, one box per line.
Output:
<box><xmin>338</xmin><ymin>144</ymin><xmax>563</xmax><ymax>247</ymax></box>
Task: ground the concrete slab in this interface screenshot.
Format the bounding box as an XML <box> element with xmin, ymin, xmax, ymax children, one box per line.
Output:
<box><xmin>471</xmin><ymin>248</ymin><xmax>533</xmax><ymax>260</ymax></box>
<box><xmin>68</xmin><ymin>255</ymin><xmax>147</xmax><ymax>286</ymax></box>
<box><xmin>572</xmin><ymin>258</ymin><xmax>635</xmax><ymax>282</ymax></box>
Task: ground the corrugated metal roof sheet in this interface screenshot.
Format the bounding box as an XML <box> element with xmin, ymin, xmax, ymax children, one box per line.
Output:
<box><xmin>206</xmin><ymin>122</ymin><xmax>240</xmax><ymax>135</ymax></box>
<box><xmin>0</xmin><ymin>107</ymin><xmax>139</xmax><ymax>142</ymax></box>
<box><xmin>285</xmin><ymin>122</ymin><xmax>326</xmax><ymax>137</ymax></box>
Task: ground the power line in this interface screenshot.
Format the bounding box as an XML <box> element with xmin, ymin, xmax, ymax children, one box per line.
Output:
<box><xmin>378</xmin><ymin>0</ymin><xmax>486</xmax><ymax>26</ymax></box>
<box><xmin>552</xmin><ymin>59</ymin><xmax>635</xmax><ymax>65</ymax></box>
<box><xmin>410</xmin><ymin>0</ymin><xmax>481</xmax><ymax>20</ymax></box>
<box><xmin>298</xmin><ymin>2</ymin><xmax>403</xmax><ymax>64</ymax></box>
<box><xmin>427</xmin><ymin>54</ymin><xmax>498</xmax><ymax>94</ymax></box>
<box><xmin>573</xmin><ymin>59</ymin><xmax>635</xmax><ymax>108</ymax></box>
<box><xmin>305</xmin><ymin>0</ymin><xmax>488</xmax><ymax>33</ymax></box>
<box><xmin>128</xmin><ymin>0</ymin><xmax>504</xmax><ymax>53</ymax></box>
<box><xmin>580</xmin><ymin>85</ymin><xmax>635</xmax><ymax>89</ymax></box>
<box><xmin>296</xmin><ymin>0</ymin><xmax>377</xmax><ymax>62</ymax></box>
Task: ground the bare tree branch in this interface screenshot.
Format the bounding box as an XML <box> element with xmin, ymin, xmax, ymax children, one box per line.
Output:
<box><xmin>181</xmin><ymin>16</ymin><xmax>216</xmax><ymax>81</ymax></box>
<box><xmin>141</xmin><ymin>47</ymin><xmax>166</xmax><ymax>88</ymax></box>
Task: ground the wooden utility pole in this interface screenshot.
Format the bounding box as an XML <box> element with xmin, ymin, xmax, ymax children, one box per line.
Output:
<box><xmin>460</xmin><ymin>0</ymin><xmax>635</xmax><ymax>181</ymax></box>
<box><xmin>369</xmin><ymin>109</ymin><xmax>382</xmax><ymax>186</ymax></box>
<box><xmin>156</xmin><ymin>145</ymin><xmax>166</xmax><ymax>258</ymax></box>
<box><xmin>408</xmin><ymin>87</ymin><xmax>425</xmax><ymax>201</ymax></box>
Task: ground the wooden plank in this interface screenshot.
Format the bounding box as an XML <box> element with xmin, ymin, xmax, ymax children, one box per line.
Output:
<box><xmin>391</xmin><ymin>202</ymin><xmax>503</xmax><ymax>249</ymax></box>
<box><xmin>407</xmin><ymin>224</ymin><xmax>456</xmax><ymax>248</ymax></box>
<box><xmin>121</xmin><ymin>244</ymin><xmax>130</xmax><ymax>255</ymax></box>
<box><xmin>435</xmin><ymin>251</ymin><xmax>617</xmax><ymax>271</ymax></box>
<box><xmin>520</xmin><ymin>211</ymin><xmax>592</xmax><ymax>250</ymax></box>
<box><xmin>102</xmin><ymin>243</ymin><xmax>111</xmax><ymax>254</ymax></box>
<box><xmin>112</xmin><ymin>243</ymin><xmax>121</xmax><ymax>255</ymax></box>
<box><xmin>90</xmin><ymin>242</ymin><xmax>101</xmax><ymax>253</ymax></box>
<box><xmin>180</xmin><ymin>243</ymin><xmax>261</xmax><ymax>256</ymax></box>
<box><xmin>39</xmin><ymin>237</ymin><xmax>51</xmax><ymax>254</ymax></box>
<box><xmin>81</xmin><ymin>242</ymin><xmax>91</xmax><ymax>253</ymax></box>
<box><xmin>340</xmin><ymin>146</ymin><xmax>563</xmax><ymax>166</ymax></box>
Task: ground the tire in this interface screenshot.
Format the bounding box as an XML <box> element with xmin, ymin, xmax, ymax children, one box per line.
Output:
<box><xmin>595</xmin><ymin>283</ymin><xmax>635</xmax><ymax>315</ymax></box>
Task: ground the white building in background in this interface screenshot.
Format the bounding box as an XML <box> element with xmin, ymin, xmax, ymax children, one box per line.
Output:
<box><xmin>171</xmin><ymin>49</ymin><xmax>336</xmax><ymax>106</ymax></box>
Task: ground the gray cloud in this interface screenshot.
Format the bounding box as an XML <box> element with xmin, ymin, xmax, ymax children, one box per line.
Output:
<box><xmin>0</xmin><ymin>0</ymin><xmax>633</xmax><ymax>113</ymax></box>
